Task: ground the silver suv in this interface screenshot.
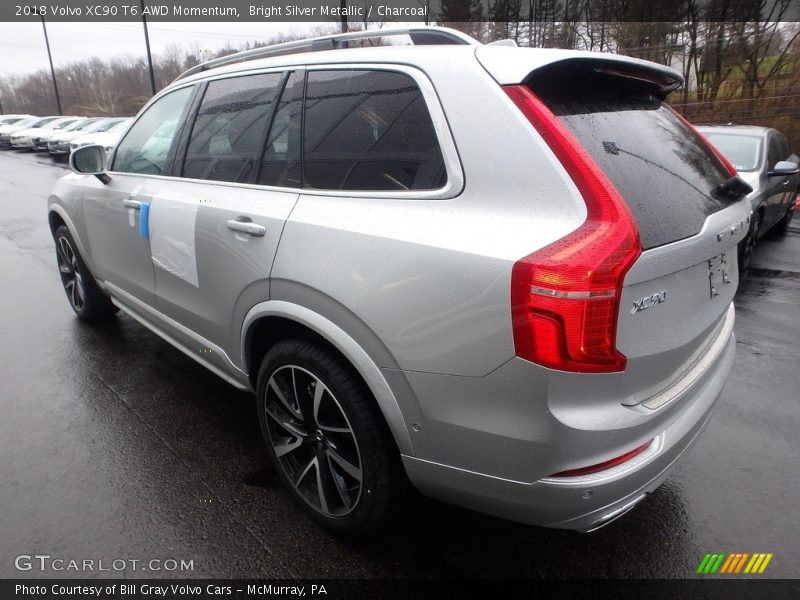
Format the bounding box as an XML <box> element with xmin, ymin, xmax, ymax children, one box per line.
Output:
<box><xmin>48</xmin><ymin>27</ymin><xmax>752</xmax><ymax>534</ymax></box>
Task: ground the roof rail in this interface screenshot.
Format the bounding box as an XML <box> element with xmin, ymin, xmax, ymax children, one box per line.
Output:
<box><xmin>175</xmin><ymin>26</ymin><xmax>480</xmax><ymax>81</ymax></box>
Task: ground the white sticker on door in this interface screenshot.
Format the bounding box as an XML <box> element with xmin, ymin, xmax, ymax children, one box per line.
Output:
<box><xmin>149</xmin><ymin>195</ymin><xmax>199</xmax><ymax>287</ymax></box>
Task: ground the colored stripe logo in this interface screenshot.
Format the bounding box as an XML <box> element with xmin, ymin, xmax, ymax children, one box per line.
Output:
<box><xmin>697</xmin><ymin>552</ymin><xmax>773</xmax><ymax>574</ymax></box>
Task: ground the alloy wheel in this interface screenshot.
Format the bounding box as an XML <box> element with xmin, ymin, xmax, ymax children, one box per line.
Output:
<box><xmin>263</xmin><ymin>365</ymin><xmax>363</xmax><ymax>517</ymax></box>
<box><xmin>57</xmin><ymin>236</ymin><xmax>85</xmax><ymax>311</ymax></box>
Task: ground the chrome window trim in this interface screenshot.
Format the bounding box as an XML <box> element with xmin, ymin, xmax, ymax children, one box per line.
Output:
<box><xmin>107</xmin><ymin>63</ymin><xmax>464</xmax><ymax>200</ymax></box>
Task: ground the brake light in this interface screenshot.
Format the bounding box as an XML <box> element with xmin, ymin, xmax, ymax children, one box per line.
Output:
<box><xmin>504</xmin><ymin>85</ymin><xmax>641</xmax><ymax>373</ymax></box>
<box><xmin>549</xmin><ymin>439</ymin><xmax>654</xmax><ymax>477</ymax></box>
<box><xmin>666</xmin><ymin>105</ymin><xmax>737</xmax><ymax>177</ymax></box>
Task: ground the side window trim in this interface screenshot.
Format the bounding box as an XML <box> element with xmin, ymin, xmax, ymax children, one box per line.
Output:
<box><xmin>299</xmin><ymin>63</ymin><xmax>464</xmax><ymax>199</ymax></box>
<box><xmin>107</xmin><ymin>64</ymin><xmax>464</xmax><ymax>200</ymax></box>
<box><xmin>172</xmin><ymin>81</ymin><xmax>208</xmax><ymax>178</ymax></box>
<box><xmin>253</xmin><ymin>70</ymin><xmax>292</xmax><ymax>185</ymax></box>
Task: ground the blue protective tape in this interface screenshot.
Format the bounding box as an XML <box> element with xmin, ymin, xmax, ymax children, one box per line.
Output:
<box><xmin>139</xmin><ymin>202</ymin><xmax>150</xmax><ymax>240</ymax></box>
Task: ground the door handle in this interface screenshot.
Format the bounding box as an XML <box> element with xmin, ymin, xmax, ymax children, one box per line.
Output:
<box><xmin>123</xmin><ymin>198</ymin><xmax>143</xmax><ymax>209</ymax></box>
<box><xmin>226</xmin><ymin>218</ymin><xmax>266</xmax><ymax>237</ymax></box>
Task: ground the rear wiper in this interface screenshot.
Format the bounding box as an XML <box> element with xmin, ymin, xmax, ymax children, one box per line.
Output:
<box><xmin>712</xmin><ymin>176</ymin><xmax>752</xmax><ymax>201</ymax></box>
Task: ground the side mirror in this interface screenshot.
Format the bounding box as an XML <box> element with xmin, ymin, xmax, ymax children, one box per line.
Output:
<box><xmin>70</xmin><ymin>144</ymin><xmax>111</xmax><ymax>184</ymax></box>
<box><xmin>768</xmin><ymin>160</ymin><xmax>800</xmax><ymax>177</ymax></box>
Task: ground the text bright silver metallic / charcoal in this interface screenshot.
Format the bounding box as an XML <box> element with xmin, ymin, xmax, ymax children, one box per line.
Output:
<box><xmin>48</xmin><ymin>26</ymin><xmax>752</xmax><ymax>534</ymax></box>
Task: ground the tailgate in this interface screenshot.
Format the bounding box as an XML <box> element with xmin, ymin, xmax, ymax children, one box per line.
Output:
<box><xmin>496</xmin><ymin>51</ymin><xmax>751</xmax><ymax>404</ymax></box>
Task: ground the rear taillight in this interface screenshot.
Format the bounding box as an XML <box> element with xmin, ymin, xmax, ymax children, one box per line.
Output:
<box><xmin>667</xmin><ymin>105</ymin><xmax>737</xmax><ymax>177</ymax></box>
<box><xmin>549</xmin><ymin>439</ymin><xmax>654</xmax><ymax>478</ymax></box>
<box><xmin>503</xmin><ymin>85</ymin><xmax>641</xmax><ymax>373</ymax></box>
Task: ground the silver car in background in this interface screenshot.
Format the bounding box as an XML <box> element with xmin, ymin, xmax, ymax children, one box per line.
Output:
<box><xmin>46</xmin><ymin>117</ymin><xmax>107</xmax><ymax>156</ymax></box>
<box><xmin>10</xmin><ymin>116</ymin><xmax>81</xmax><ymax>149</ymax></box>
<box><xmin>48</xmin><ymin>27</ymin><xmax>752</xmax><ymax>535</ymax></box>
<box><xmin>69</xmin><ymin>117</ymin><xmax>132</xmax><ymax>155</ymax></box>
<box><xmin>0</xmin><ymin>116</ymin><xmax>58</xmax><ymax>148</ymax></box>
<box><xmin>698</xmin><ymin>125</ymin><xmax>799</xmax><ymax>270</ymax></box>
<box><xmin>30</xmin><ymin>117</ymin><xmax>86</xmax><ymax>151</ymax></box>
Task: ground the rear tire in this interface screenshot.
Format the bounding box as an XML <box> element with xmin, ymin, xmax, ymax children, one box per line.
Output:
<box><xmin>256</xmin><ymin>338</ymin><xmax>401</xmax><ymax>535</ymax></box>
<box><xmin>54</xmin><ymin>224</ymin><xmax>117</xmax><ymax>322</ymax></box>
<box><xmin>773</xmin><ymin>198</ymin><xmax>795</xmax><ymax>237</ymax></box>
<box><xmin>738</xmin><ymin>211</ymin><xmax>761</xmax><ymax>273</ymax></box>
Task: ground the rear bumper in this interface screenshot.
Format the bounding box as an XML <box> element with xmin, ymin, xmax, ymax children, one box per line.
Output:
<box><xmin>401</xmin><ymin>311</ymin><xmax>735</xmax><ymax>531</ymax></box>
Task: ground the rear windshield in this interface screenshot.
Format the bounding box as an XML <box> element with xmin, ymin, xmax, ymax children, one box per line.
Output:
<box><xmin>530</xmin><ymin>69</ymin><xmax>733</xmax><ymax>250</ymax></box>
<box><xmin>701</xmin><ymin>132</ymin><xmax>761</xmax><ymax>172</ymax></box>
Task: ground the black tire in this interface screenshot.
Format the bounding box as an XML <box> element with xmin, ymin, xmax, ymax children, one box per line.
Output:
<box><xmin>738</xmin><ymin>210</ymin><xmax>761</xmax><ymax>273</ymax></box>
<box><xmin>54</xmin><ymin>224</ymin><xmax>117</xmax><ymax>322</ymax></box>
<box><xmin>256</xmin><ymin>338</ymin><xmax>400</xmax><ymax>535</ymax></box>
<box><xmin>772</xmin><ymin>198</ymin><xmax>795</xmax><ymax>237</ymax></box>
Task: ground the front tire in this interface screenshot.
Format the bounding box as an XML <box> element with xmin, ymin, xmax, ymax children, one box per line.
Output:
<box><xmin>54</xmin><ymin>224</ymin><xmax>117</xmax><ymax>322</ymax></box>
<box><xmin>256</xmin><ymin>338</ymin><xmax>400</xmax><ymax>535</ymax></box>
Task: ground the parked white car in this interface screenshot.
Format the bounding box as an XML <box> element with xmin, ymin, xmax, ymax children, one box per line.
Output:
<box><xmin>31</xmin><ymin>117</ymin><xmax>86</xmax><ymax>151</ymax></box>
<box><xmin>70</xmin><ymin>118</ymin><xmax>131</xmax><ymax>154</ymax></box>
<box><xmin>48</xmin><ymin>117</ymin><xmax>121</xmax><ymax>157</ymax></box>
<box><xmin>0</xmin><ymin>114</ymin><xmax>35</xmax><ymax>127</ymax></box>
<box><xmin>10</xmin><ymin>117</ymin><xmax>80</xmax><ymax>149</ymax></box>
<box><xmin>0</xmin><ymin>116</ymin><xmax>53</xmax><ymax>148</ymax></box>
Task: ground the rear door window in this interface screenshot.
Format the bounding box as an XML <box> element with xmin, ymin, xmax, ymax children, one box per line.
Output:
<box><xmin>767</xmin><ymin>134</ymin><xmax>783</xmax><ymax>170</ymax></box>
<box><xmin>182</xmin><ymin>73</ymin><xmax>283</xmax><ymax>184</ymax></box>
<box><xmin>530</xmin><ymin>69</ymin><xmax>734</xmax><ymax>250</ymax></box>
<box><xmin>302</xmin><ymin>69</ymin><xmax>446</xmax><ymax>192</ymax></box>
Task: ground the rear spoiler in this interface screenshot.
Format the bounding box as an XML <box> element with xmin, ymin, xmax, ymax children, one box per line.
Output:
<box><xmin>476</xmin><ymin>47</ymin><xmax>683</xmax><ymax>100</ymax></box>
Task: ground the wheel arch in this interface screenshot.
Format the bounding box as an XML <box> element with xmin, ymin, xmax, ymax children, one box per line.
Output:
<box><xmin>48</xmin><ymin>204</ymin><xmax>96</xmax><ymax>275</ymax></box>
<box><xmin>241</xmin><ymin>300</ymin><xmax>416</xmax><ymax>456</ymax></box>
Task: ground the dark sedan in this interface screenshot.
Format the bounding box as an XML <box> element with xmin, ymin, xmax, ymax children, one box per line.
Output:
<box><xmin>699</xmin><ymin>125</ymin><xmax>799</xmax><ymax>270</ymax></box>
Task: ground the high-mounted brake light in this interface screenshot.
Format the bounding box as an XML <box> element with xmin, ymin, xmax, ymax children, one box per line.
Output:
<box><xmin>667</xmin><ymin>105</ymin><xmax>737</xmax><ymax>177</ymax></box>
<box><xmin>503</xmin><ymin>85</ymin><xmax>641</xmax><ymax>373</ymax></box>
<box><xmin>549</xmin><ymin>439</ymin><xmax>654</xmax><ymax>478</ymax></box>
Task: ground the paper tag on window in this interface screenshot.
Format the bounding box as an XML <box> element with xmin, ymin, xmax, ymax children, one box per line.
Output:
<box><xmin>128</xmin><ymin>208</ymin><xmax>135</xmax><ymax>227</ymax></box>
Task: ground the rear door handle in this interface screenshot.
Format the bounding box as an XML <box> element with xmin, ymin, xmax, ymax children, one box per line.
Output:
<box><xmin>226</xmin><ymin>218</ymin><xmax>266</xmax><ymax>237</ymax></box>
<box><xmin>123</xmin><ymin>198</ymin><xmax>143</xmax><ymax>209</ymax></box>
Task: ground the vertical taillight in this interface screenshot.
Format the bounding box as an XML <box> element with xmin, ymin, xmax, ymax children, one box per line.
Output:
<box><xmin>503</xmin><ymin>85</ymin><xmax>641</xmax><ymax>373</ymax></box>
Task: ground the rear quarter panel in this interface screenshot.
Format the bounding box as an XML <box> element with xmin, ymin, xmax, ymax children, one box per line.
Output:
<box><xmin>270</xmin><ymin>56</ymin><xmax>587</xmax><ymax>376</ymax></box>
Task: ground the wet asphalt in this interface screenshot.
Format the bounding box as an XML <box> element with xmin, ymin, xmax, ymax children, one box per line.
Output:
<box><xmin>0</xmin><ymin>149</ymin><xmax>798</xmax><ymax>580</ymax></box>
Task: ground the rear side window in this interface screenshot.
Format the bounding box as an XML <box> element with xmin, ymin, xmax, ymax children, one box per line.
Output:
<box><xmin>767</xmin><ymin>134</ymin><xmax>787</xmax><ymax>170</ymax></box>
<box><xmin>530</xmin><ymin>67</ymin><xmax>733</xmax><ymax>250</ymax></box>
<box><xmin>183</xmin><ymin>73</ymin><xmax>283</xmax><ymax>184</ymax></box>
<box><xmin>303</xmin><ymin>69</ymin><xmax>446</xmax><ymax>192</ymax></box>
<box><xmin>778</xmin><ymin>135</ymin><xmax>791</xmax><ymax>160</ymax></box>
